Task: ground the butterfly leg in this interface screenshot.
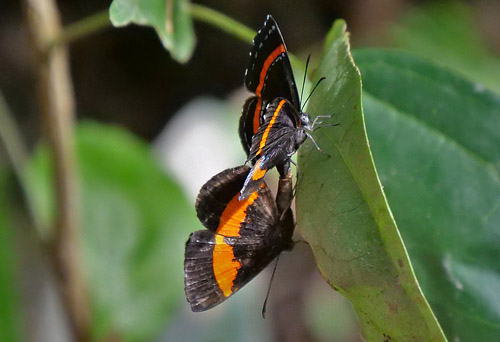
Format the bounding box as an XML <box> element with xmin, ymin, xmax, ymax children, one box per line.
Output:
<box><xmin>306</xmin><ymin>132</ymin><xmax>330</xmax><ymax>157</ymax></box>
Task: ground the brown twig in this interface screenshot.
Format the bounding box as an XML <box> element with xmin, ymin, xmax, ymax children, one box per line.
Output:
<box><xmin>22</xmin><ymin>0</ymin><xmax>90</xmax><ymax>341</ymax></box>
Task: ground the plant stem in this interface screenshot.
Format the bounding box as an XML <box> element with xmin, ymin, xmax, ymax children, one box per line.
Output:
<box><xmin>22</xmin><ymin>0</ymin><xmax>90</xmax><ymax>340</ymax></box>
<box><xmin>189</xmin><ymin>4</ymin><xmax>254</xmax><ymax>44</ymax></box>
<box><xmin>50</xmin><ymin>5</ymin><xmax>254</xmax><ymax>48</ymax></box>
<box><xmin>50</xmin><ymin>10</ymin><xmax>110</xmax><ymax>48</ymax></box>
<box><xmin>49</xmin><ymin>4</ymin><xmax>303</xmax><ymax>70</ymax></box>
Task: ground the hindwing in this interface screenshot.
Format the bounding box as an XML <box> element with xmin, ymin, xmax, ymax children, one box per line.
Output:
<box><xmin>239</xmin><ymin>98</ymin><xmax>299</xmax><ymax>200</ymax></box>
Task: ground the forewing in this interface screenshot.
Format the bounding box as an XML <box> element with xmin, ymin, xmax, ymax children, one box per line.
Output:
<box><xmin>240</xmin><ymin>16</ymin><xmax>300</xmax><ymax>160</ymax></box>
<box><xmin>245</xmin><ymin>15</ymin><xmax>300</xmax><ymax>110</ymax></box>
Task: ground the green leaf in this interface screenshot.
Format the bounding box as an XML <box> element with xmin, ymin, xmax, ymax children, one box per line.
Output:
<box><xmin>356</xmin><ymin>49</ymin><xmax>500</xmax><ymax>342</ymax></box>
<box><xmin>0</xmin><ymin>171</ymin><xmax>22</xmax><ymax>342</ymax></box>
<box><xmin>109</xmin><ymin>0</ymin><xmax>195</xmax><ymax>63</ymax></box>
<box><xmin>296</xmin><ymin>21</ymin><xmax>446</xmax><ymax>341</ymax></box>
<box><xmin>389</xmin><ymin>1</ymin><xmax>500</xmax><ymax>94</ymax></box>
<box><xmin>26</xmin><ymin>121</ymin><xmax>196</xmax><ymax>341</ymax></box>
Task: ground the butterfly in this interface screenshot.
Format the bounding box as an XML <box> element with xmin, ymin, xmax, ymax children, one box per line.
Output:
<box><xmin>184</xmin><ymin>165</ymin><xmax>294</xmax><ymax>312</ymax></box>
<box><xmin>238</xmin><ymin>15</ymin><xmax>330</xmax><ymax>200</ymax></box>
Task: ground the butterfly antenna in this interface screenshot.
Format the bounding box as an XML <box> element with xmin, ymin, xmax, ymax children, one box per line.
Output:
<box><xmin>300</xmin><ymin>54</ymin><xmax>311</xmax><ymax>110</ymax></box>
<box><xmin>302</xmin><ymin>77</ymin><xmax>326</xmax><ymax>111</ymax></box>
<box><xmin>262</xmin><ymin>255</ymin><xmax>280</xmax><ymax>319</ymax></box>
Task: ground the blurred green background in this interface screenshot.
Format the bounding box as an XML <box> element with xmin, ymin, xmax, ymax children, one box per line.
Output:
<box><xmin>0</xmin><ymin>0</ymin><xmax>499</xmax><ymax>341</ymax></box>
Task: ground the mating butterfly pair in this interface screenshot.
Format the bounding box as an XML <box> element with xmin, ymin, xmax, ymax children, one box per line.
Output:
<box><xmin>184</xmin><ymin>15</ymin><xmax>326</xmax><ymax>312</ymax></box>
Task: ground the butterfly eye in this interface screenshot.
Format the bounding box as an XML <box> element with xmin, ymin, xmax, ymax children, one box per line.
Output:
<box><xmin>300</xmin><ymin>113</ymin><xmax>311</xmax><ymax>126</ymax></box>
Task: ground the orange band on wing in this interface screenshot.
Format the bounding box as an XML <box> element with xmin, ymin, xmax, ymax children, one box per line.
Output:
<box><xmin>255</xmin><ymin>44</ymin><xmax>285</xmax><ymax>97</ymax></box>
<box><xmin>252</xmin><ymin>158</ymin><xmax>267</xmax><ymax>181</ymax></box>
<box><xmin>216</xmin><ymin>191</ymin><xmax>259</xmax><ymax>237</ymax></box>
<box><xmin>253</xmin><ymin>98</ymin><xmax>262</xmax><ymax>134</ymax></box>
<box><xmin>252</xmin><ymin>45</ymin><xmax>285</xmax><ymax>136</ymax></box>
<box><xmin>212</xmin><ymin>189</ymin><xmax>260</xmax><ymax>296</ymax></box>
<box><xmin>213</xmin><ymin>234</ymin><xmax>240</xmax><ymax>297</ymax></box>
<box><xmin>256</xmin><ymin>99</ymin><xmax>286</xmax><ymax>156</ymax></box>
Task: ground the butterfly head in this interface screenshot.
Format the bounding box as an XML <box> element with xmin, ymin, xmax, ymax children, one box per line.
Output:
<box><xmin>299</xmin><ymin>112</ymin><xmax>312</xmax><ymax>131</ymax></box>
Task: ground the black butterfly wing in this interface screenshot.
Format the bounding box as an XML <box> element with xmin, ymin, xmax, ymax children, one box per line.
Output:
<box><xmin>239</xmin><ymin>137</ymin><xmax>294</xmax><ymax>201</ymax></box>
<box><xmin>239</xmin><ymin>15</ymin><xmax>300</xmax><ymax>157</ymax></box>
<box><xmin>239</xmin><ymin>98</ymin><xmax>300</xmax><ymax>200</ymax></box>
<box><xmin>248</xmin><ymin>98</ymin><xmax>298</xmax><ymax>162</ymax></box>
<box><xmin>186</xmin><ymin>166</ymin><xmax>285</xmax><ymax>311</ymax></box>
<box><xmin>239</xmin><ymin>96</ymin><xmax>260</xmax><ymax>156</ymax></box>
<box><xmin>239</xmin><ymin>97</ymin><xmax>295</xmax><ymax>179</ymax></box>
<box><xmin>185</xmin><ymin>232</ymin><xmax>283</xmax><ymax>312</ymax></box>
<box><xmin>185</xmin><ymin>230</ymin><xmax>224</xmax><ymax>311</ymax></box>
<box><xmin>196</xmin><ymin>165</ymin><xmax>251</xmax><ymax>231</ymax></box>
<box><xmin>245</xmin><ymin>15</ymin><xmax>300</xmax><ymax>108</ymax></box>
